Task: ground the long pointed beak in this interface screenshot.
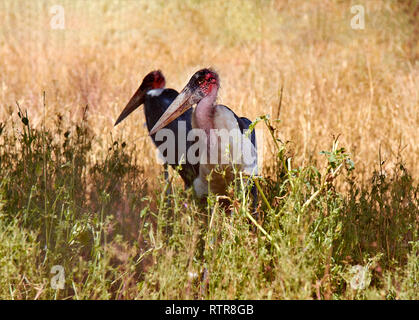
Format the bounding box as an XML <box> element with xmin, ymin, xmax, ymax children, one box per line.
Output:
<box><xmin>114</xmin><ymin>86</ymin><xmax>146</xmax><ymax>126</ymax></box>
<box><xmin>149</xmin><ymin>87</ymin><xmax>194</xmax><ymax>135</ymax></box>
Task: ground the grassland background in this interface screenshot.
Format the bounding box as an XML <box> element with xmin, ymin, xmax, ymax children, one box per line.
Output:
<box><xmin>0</xmin><ymin>0</ymin><xmax>418</xmax><ymax>299</ymax></box>
<box><xmin>1</xmin><ymin>0</ymin><xmax>418</xmax><ymax>180</ymax></box>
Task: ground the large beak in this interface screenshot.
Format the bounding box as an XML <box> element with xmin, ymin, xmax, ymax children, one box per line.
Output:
<box><xmin>114</xmin><ymin>86</ymin><xmax>146</xmax><ymax>126</ymax></box>
<box><xmin>149</xmin><ymin>86</ymin><xmax>194</xmax><ymax>135</ymax></box>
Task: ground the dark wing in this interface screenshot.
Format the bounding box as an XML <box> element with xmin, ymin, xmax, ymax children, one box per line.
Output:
<box><xmin>236</xmin><ymin>116</ymin><xmax>256</xmax><ymax>149</ymax></box>
<box><xmin>144</xmin><ymin>88</ymin><xmax>199</xmax><ymax>188</ymax></box>
<box><xmin>220</xmin><ymin>105</ymin><xmax>257</xmax><ymax>149</ymax></box>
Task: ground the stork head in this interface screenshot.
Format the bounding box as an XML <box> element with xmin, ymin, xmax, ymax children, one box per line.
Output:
<box><xmin>149</xmin><ymin>68</ymin><xmax>219</xmax><ymax>135</ymax></box>
<box><xmin>114</xmin><ymin>70</ymin><xmax>166</xmax><ymax>126</ymax></box>
<box><xmin>186</xmin><ymin>68</ymin><xmax>219</xmax><ymax>98</ymax></box>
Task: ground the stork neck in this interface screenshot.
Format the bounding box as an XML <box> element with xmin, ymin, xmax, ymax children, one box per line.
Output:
<box><xmin>195</xmin><ymin>88</ymin><xmax>218</xmax><ymax>135</ymax></box>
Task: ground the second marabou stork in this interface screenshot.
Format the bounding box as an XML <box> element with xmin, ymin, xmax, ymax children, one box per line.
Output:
<box><xmin>114</xmin><ymin>70</ymin><xmax>199</xmax><ymax>188</ymax></box>
<box><xmin>149</xmin><ymin>68</ymin><xmax>258</xmax><ymax>203</ymax></box>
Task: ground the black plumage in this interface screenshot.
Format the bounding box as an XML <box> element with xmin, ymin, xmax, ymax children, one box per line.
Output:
<box><xmin>115</xmin><ymin>71</ymin><xmax>199</xmax><ymax>188</ymax></box>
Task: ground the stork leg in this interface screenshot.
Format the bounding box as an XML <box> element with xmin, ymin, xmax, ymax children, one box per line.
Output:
<box><xmin>250</xmin><ymin>182</ymin><xmax>259</xmax><ymax>219</ymax></box>
<box><xmin>163</xmin><ymin>163</ymin><xmax>172</xmax><ymax>207</ymax></box>
<box><xmin>163</xmin><ymin>162</ymin><xmax>169</xmax><ymax>184</ymax></box>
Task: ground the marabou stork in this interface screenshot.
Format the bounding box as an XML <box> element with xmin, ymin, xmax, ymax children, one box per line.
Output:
<box><xmin>149</xmin><ymin>69</ymin><xmax>258</xmax><ymax>204</ymax></box>
<box><xmin>114</xmin><ymin>70</ymin><xmax>199</xmax><ymax>188</ymax></box>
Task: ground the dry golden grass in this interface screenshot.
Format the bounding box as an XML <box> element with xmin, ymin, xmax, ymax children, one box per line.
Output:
<box><xmin>1</xmin><ymin>0</ymin><xmax>418</xmax><ymax>183</ymax></box>
<box><xmin>0</xmin><ymin>1</ymin><xmax>418</xmax><ymax>300</ymax></box>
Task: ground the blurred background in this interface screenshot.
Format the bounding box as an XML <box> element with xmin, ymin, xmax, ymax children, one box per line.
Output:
<box><xmin>0</xmin><ymin>0</ymin><xmax>418</xmax><ymax>182</ymax></box>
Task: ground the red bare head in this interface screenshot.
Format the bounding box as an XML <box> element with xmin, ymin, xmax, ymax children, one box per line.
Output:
<box><xmin>140</xmin><ymin>70</ymin><xmax>166</xmax><ymax>90</ymax></box>
<box><xmin>188</xmin><ymin>68</ymin><xmax>219</xmax><ymax>96</ymax></box>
